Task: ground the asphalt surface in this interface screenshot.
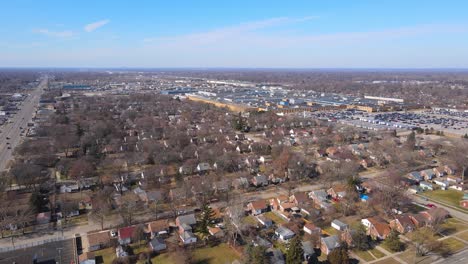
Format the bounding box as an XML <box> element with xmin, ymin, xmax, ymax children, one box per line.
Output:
<box><xmin>434</xmin><ymin>249</ymin><xmax>468</xmax><ymax>264</ymax></box>
<box><xmin>0</xmin><ymin>78</ymin><xmax>45</xmax><ymax>172</ymax></box>
<box><xmin>0</xmin><ymin>238</ymin><xmax>77</xmax><ymax>264</ymax></box>
<box><xmin>412</xmin><ymin>195</ymin><xmax>468</xmax><ymax>223</ymax></box>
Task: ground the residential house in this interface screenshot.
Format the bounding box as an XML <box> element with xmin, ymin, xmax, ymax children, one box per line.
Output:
<box><xmin>180</xmin><ymin>230</ymin><xmax>197</xmax><ymax>244</ymax></box>
<box><xmin>251</xmin><ymin>175</ymin><xmax>268</xmax><ymax>187</ymax></box>
<box><xmin>419</xmin><ymin>181</ymin><xmax>434</xmax><ymax>191</ymax></box>
<box><xmin>447</xmin><ymin>175</ymin><xmax>463</xmax><ymax>184</ymax></box>
<box><xmin>407</xmin><ymin>172</ymin><xmax>423</xmax><ymax>182</ymax></box>
<box><xmin>275</xmin><ymin>226</ymin><xmax>295</xmax><ymax>241</ymax></box>
<box><xmin>290</xmin><ymin>192</ymin><xmax>309</xmax><ymax>207</ymax></box>
<box><xmin>196</xmin><ymin>163</ymin><xmax>211</xmax><ymax>174</ymax></box>
<box><xmin>433</xmin><ymin>167</ymin><xmax>446</xmax><ymax>177</ymax></box>
<box><xmin>420</xmin><ymin>208</ymin><xmax>449</xmax><ymax>225</ymax></box>
<box><xmin>233</xmin><ymin>177</ymin><xmax>249</xmax><ymax>190</ymax></box>
<box><xmin>390</xmin><ymin>215</ymin><xmax>416</xmax><ymax>234</ymax></box>
<box><xmin>118</xmin><ymin>226</ymin><xmax>135</xmax><ymax>245</ymax></box>
<box><xmin>256</xmin><ymin>215</ymin><xmax>273</xmax><ymax>227</ymax></box>
<box><xmin>270</xmin><ymin>195</ymin><xmax>290</xmax><ymax>211</ymax></box>
<box><xmin>303</xmin><ymin>223</ymin><xmax>321</xmax><ymax>236</ymax></box>
<box><xmin>433</xmin><ymin>179</ymin><xmax>449</xmax><ymax>189</ymax></box>
<box><xmin>248</xmin><ymin>200</ymin><xmax>268</xmax><ymax>216</ymax></box>
<box><xmin>149</xmin><ymin>237</ymin><xmax>167</xmax><ymax>252</ymax></box>
<box><xmin>147</xmin><ymin>220</ymin><xmax>170</xmax><ymax>238</ymax></box>
<box><xmin>361</xmin><ymin>217</ymin><xmax>391</xmax><ymax>240</ymax></box>
<box><xmin>87</xmin><ymin>231</ymin><xmax>111</xmax><ymax>251</ymax></box>
<box><xmin>327</xmin><ymin>185</ymin><xmax>347</xmax><ymax>199</ymax></box>
<box><xmin>208</xmin><ymin>227</ymin><xmax>224</xmax><ymax>238</ymax></box>
<box><xmin>420</xmin><ymin>169</ymin><xmax>435</xmax><ymax>181</ymax></box>
<box><xmin>444</xmin><ymin>165</ymin><xmax>458</xmax><ymax>175</ymax></box>
<box><xmin>321</xmin><ymin>235</ymin><xmax>341</xmax><ymax>255</ymax></box>
<box><xmin>409</xmin><ymin>213</ymin><xmax>429</xmax><ymax>228</ymax></box>
<box><xmin>331</xmin><ymin>219</ymin><xmax>348</xmax><ymax>231</ymax></box>
<box><xmin>176</xmin><ymin>214</ymin><xmax>197</xmax><ymax>232</ymax></box>
<box><xmin>309</xmin><ymin>190</ymin><xmax>329</xmax><ymax>209</ymax></box>
<box><xmin>146</xmin><ymin>190</ymin><xmax>163</xmax><ymax>203</ymax></box>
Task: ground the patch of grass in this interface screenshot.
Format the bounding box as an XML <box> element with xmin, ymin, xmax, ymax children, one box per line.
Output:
<box><xmin>369</xmin><ymin>248</ymin><xmax>386</xmax><ymax>259</ymax></box>
<box><xmin>322</xmin><ymin>226</ymin><xmax>339</xmax><ymax>236</ymax></box>
<box><xmin>455</xmin><ymin>230</ymin><xmax>468</xmax><ymax>242</ymax></box>
<box><xmin>440</xmin><ymin>218</ymin><xmax>468</xmax><ymax>236</ymax></box>
<box><xmin>273</xmin><ymin>240</ymin><xmax>288</xmax><ymax>255</ymax></box>
<box><xmin>242</xmin><ymin>215</ymin><xmax>258</xmax><ymax>226</ymax></box>
<box><xmin>397</xmin><ymin>246</ymin><xmax>436</xmax><ymax>264</ymax></box>
<box><xmin>94</xmin><ymin>247</ymin><xmax>116</xmax><ymax>264</ymax></box>
<box><xmin>131</xmin><ymin>242</ymin><xmax>150</xmax><ymax>255</ymax></box>
<box><xmin>192</xmin><ymin>243</ymin><xmax>240</xmax><ymax>264</ymax></box>
<box><xmin>373</xmin><ymin>257</ymin><xmax>400</xmax><ymax>264</ymax></box>
<box><xmin>150</xmin><ymin>253</ymin><xmax>176</xmax><ymax>264</ymax></box>
<box><xmin>353</xmin><ymin>250</ymin><xmax>375</xmax><ymax>262</ymax></box>
<box><xmin>264</xmin><ymin>211</ymin><xmax>287</xmax><ymax>225</ymax></box>
<box><xmin>421</xmin><ymin>190</ymin><xmax>465</xmax><ymax>209</ymax></box>
<box><xmin>442</xmin><ymin>237</ymin><xmax>467</xmax><ymax>253</ymax></box>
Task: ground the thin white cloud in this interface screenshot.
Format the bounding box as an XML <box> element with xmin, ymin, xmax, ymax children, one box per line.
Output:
<box><xmin>143</xmin><ymin>16</ymin><xmax>318</xmax><ymax>43</ymax></box>
<box><xmin>34</xmin><ymin>29</ymin><xmax>74</xmax><ymax>38</ymax></box>
<box><xmin>84</xmin><ymin>19</ymin><xmax>110</xmax><ymax>32</ymax></box>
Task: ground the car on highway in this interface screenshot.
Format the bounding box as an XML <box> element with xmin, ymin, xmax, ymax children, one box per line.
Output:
<box><xmin>7</xmin><ymin>147</ymin><xmax>11</xmax><ymax>149</ymax></box>
<box><xmin>6</xmin><ymin>137</ymin><xmax>10</xmax><ymax>140</ymax></box>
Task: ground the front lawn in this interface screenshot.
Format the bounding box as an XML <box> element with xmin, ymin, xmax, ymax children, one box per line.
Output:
<box><xmin>353</xmin><ymin>250</ymin><xmax>375</xmax><ymax>262</ymax></box>
<box><xmin>192</xmin><ymin>243</ymin><xmax>241</xmax><ymax>264</ymax></box>
<box><xmin>442</xmin><ymin>237</ymin><xmax>467</xmax><ymax>253</ymax></box>
<box><xmin>440</xmin><ymin>218</ymin><xmax>468</xmax><ymax>236</ymax></box>
<box><xmin>455</xmin><ymin>230</ymin><xmax>468</xmax><ymax>241</ymax></box>
<box><xmin>369</xmin><ymin>248</ymin><xmax>386</xmax><ymax>259</ymax></box>
<box><xmin>421</xmin><ymin>190</ymin><xmax>465</xmax><ymax>209</ymax></box>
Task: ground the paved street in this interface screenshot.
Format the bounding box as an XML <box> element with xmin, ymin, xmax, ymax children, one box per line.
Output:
<box><xmin>434</xmin><ymin>249</ymin><xmax>468</xmax><ymax>264</ymax></box>
<box><xmin>0</xmin><ymin>78</ymin><xmax>45</xmax><ymax>172</ymax></box>
<box><xmin>412</xmin><ymin>195</ymin><xmax>468</xmax><ymax>223</ymax></box>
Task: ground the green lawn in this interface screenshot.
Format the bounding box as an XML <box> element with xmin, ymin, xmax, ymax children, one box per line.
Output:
<box><xmin>264</xmin><ymin>211</ymin><xmax>287</xmax><ymax>225</ymax></box>
<box><xmin>441</xmin><ymin>218</ymin><xmax>468</xmax><ymax>235</ymax></box>
<box><xmin>94</xmin><ymin>247</ymin><xmax>116</xmax><ymax>264</ymax></box>
<box><xmin>397</xmin><ymin>246</ymin><xmax>437</xmax><ymax>264</ymax></box>
<box><xmin>369</xmin><ymin>248</ymin><xmax>386</xmax><ymax>259</ymax></box>
<box><xmin>421</xmin><ymin>190</ymin><xmax>465</xmax><ymax>209</ymax></box>
<box><xmin>192</xmin><ymin>243</ymin><xmax>240</xmax><ymax>264</ymax></box>
<box><xmin>373</xmin><ymin>257</ymin><xmax>400</xmax><ymax>264</ymax></box>
<box><xmin>322</xmin><ymin>226</ymin><xmax>339</xmax><ymax>236</ymax></box>
<box><xmin>455</xmin><ymin>230</ymin><xmax>468</xmax><ymax>242</ymax></box>
<box><xmin>150</xmin><ymin>253</ymin><xmax>178</xmax><ymax>264</ymax></box>
<box><xmin>442</xmin><ymin>237</ymin><xmax>467</xmax><ymax>253</ymax></box>
<box><xmin>242</xmin><ymin>215</ymin><xmax>258</xmax><ymax>226</ymax></box>
<box><xmin>353</xmin><ymin>250</ymin><xmax>375</xmax><ymax>262</ymax></box>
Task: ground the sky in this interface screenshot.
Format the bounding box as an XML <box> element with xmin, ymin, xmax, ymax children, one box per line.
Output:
<box><xmin>1</xmin><ymin>0</ymin><xmax>468</xmax><ymax>68</ymax></box>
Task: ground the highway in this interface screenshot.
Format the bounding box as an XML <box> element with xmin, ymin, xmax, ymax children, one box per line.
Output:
<box><xmin>0</xmin><ymin>78</ymin><xmax>46</xmax><ymax>172</ymax></box>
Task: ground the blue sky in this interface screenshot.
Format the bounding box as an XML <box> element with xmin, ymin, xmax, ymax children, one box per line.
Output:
<box><xmin>1</xmin><ymin>0</ymin><xmax>468</xmax><ymax>68</ymax></box>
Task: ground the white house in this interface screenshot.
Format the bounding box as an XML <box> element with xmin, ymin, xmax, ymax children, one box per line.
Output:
<box><xmin>275</xmin><ymin>226</ymin><xmax>295</xmax><ymax>241</ymax></box>
<box><xmin>331</xmin><ymin>219</ymin><xmax>348</xmax><ymax>231</ymax></box>
<box><xmin>180</xmin><ymin>231</ymin><xmax>197</xmax><ymax>244</ymax></box>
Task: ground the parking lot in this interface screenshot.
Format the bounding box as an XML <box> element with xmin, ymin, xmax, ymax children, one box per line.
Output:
<box><xmin>0</xmin><ymin>238</ymin><xmax>77</xmax><ymax>264</ymax></box>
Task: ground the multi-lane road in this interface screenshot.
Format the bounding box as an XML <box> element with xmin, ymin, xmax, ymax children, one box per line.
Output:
<box><xmin>0</xmin><ymin>78</ymin><xmax>46</xmax><ymax>172</ymax></box>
